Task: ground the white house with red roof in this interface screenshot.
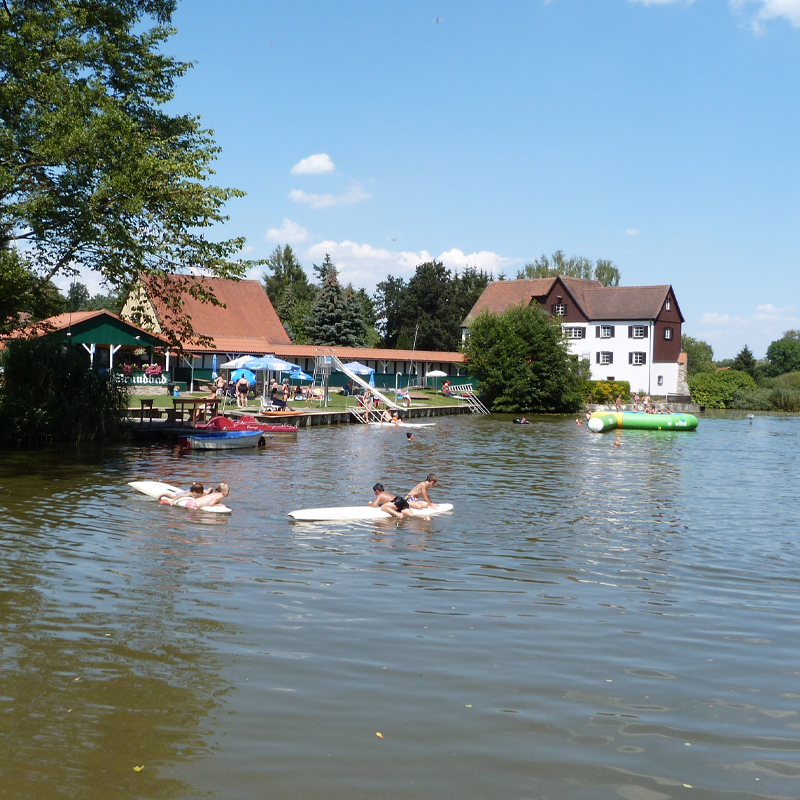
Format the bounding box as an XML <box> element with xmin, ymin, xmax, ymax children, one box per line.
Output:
<box><xmin>462</xmin><ymin>277</ymin><xmax>689</xmax><ymax>398</ymax></box>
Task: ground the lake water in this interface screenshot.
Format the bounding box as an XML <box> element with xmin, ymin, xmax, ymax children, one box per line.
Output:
<box><xmin>1</xmin><ymin>413</ymin><xmax>799</xmax><ymax>799</ymax></box>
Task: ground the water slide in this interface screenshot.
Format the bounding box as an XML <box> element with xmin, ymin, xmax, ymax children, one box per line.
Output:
<box><xmin>328</xmin><ymin>355</ymin><xmax>404</xmax><ymax>410</ymax></box>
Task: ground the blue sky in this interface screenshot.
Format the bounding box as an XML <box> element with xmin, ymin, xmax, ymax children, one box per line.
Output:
<box><xmin>75</xmin><ymin>0</ymin><xmax>800</xmax><ymax>358</ymax></box>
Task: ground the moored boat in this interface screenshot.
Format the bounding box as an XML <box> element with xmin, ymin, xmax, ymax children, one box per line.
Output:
<box><xmin>180</xmin><ymin>430</ymin><xmax>264</xmax><ymax>450</ymax></box>
<box><xmin>588</xmin><ymin>411</ymin><xmax>699</xmax><ymax>433</ymax></box>
<box><xmin>196</xmin><ymin>414</ymin><xmax>297</xmax><ymax>434</ymax></box>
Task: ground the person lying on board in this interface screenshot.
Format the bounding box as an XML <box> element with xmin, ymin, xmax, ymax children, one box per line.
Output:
<box><xmin>390</xmin><ymin>412</ymin><xmax>404</xmax><ymax>425</ymax></box>
<box><xmin>187</xmin><ymin>483</ymin><xmax>230</xmax><ymax>509</ymax></box>
<box><xmin>369</xmin><ymin>482</ymin><xmax>415</xmax><ymax>519</ymax></box>
<box><xmin>405</xmin><ymin>474</ymin><xmax>438</xmax><ymax>508</ymax></box>
<box><xmin>159</xmin><ymin>482</ymin><xmax>208</xmax><ymax>503</ymax></box>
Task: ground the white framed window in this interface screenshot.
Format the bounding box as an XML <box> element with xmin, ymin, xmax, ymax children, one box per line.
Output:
<box><xmin>553</xmin><ymin>303</ymin><xmax>567</xmax><ymax>316</ymax></box>
<box><xmin>629</xmin><ymin>325</ymin><xmax>647</xmax><ymax>339</ymax></box>
<box><xmin>596</xmin><ymin>325</ymin><xmax>615</xmax><ymax>338</ymax></box>
<box><xmin>565</xmin><ymin>327</ymin><xmax>585</xmax><ymax>339</ymax></box>
<box><xmin>665</xmin><ymin>298</ymin><xmax>671</xmax><ymax>311</ymax></box>
<box><xmin>597</xmin><ymin>351</ymin><xmax>613</xmax><ymax>365</ymax></box>
<box><xmin>664</xmin><ymin>327</ymin><xmax>673</xmax><ymax>340</ymax></box>
<box><xmin>657</xmin><ymin>375</ymin><xmax>664</xmax><ymax>386</ymax></box>
<box><xmin>629</xmin><ymin>352</ymin><xmax>646</xmax><ymax>365</ymax></box>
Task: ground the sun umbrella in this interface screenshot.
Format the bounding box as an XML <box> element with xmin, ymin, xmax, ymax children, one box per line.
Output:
<box><xmin>247</xmin><ymin>355</ymin><xmax>301</xmax><ymax>372</ymax></box>
<box><xmin>220</xmin><ymin>356</ymin><xmax>259</xmax><ymax>369</ymax></box>
<box><xmin>426</xmin><ymin>369</ymin><xmax>448</xmax><ymax>389</ymax></box>
<box><xmin>340</xmin><ymin>361</ymin><xmax>375</xmax><ymax>375</ymax></box>
<box><xmin>212</xmin><ymin>354</ymin><xmax>218</xmax><ymax>379</ymax></box>
<box><xmin>231</xmin><ymin>369</ymin><xmax>256</xmax><ymax>384</ymax></box>
<box><xmin>290</xmin><ymin>370</ymin><xmax>313</xmax><ymax>381</ymax></box>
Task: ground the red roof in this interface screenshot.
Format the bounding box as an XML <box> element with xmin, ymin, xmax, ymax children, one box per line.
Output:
<box><xmin>142</xmin><ymin>275</ymin><xmax>291</xmax><ymax>347</ymax></box>
<box><xmin>461</xmin><ymin>278</ymin><xmax>557</xmax><ymax>325</ymax></box>
<box><xmin>187</xmin><ymin>338</ymin><xmax>465</xmax><ymax>363</ymax></box>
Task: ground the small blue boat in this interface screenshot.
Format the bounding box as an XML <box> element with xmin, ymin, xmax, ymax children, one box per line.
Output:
<box><xmin>180</xmin><ymin>430</ymin><xmax>264</xmax><ymax>450</ymax></box>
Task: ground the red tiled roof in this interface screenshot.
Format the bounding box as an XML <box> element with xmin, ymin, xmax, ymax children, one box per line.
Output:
<box><xmin>187</xmin><ymin>338</ymin><xmax>465</xmax><ymax>363</ymax></box>
<box><xmin>143</xmin><ymin>275</ymin><xmax>291</xmax><ymax>346</ymax></box>
<box><xmin>678</xmin><ymin>352</ymin><xmax>687</xmax><ymax>365</ymax></box>
<box><xmin>461</xmin><ymin>278</ymin><xmax>556</xmax><ymax>325</ymax></box>
<box><xmin>580</xmin><ymin>285</ymin><xmax>674</xmax><ymax>321</ymax></box>
<box><xmin>464</xmin><ymin>279</ymin><xmax>681</xmax><ymax>324</ymax></box>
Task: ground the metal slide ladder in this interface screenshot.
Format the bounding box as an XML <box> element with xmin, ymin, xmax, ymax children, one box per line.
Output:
<box><xmin>324</xmin><ymin>352</ymin><xmax>404</xmax><ymax>411</ymax></box>
<box><xmin>448</xmin><ymin>383</ymin><xmax>490</xmax><ymax>414</ymax></box>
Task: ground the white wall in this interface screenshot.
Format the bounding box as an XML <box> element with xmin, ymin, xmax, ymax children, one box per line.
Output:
<box><xmin>563</xmin><ymin>321</ymin><xmax>679</xmax><ymax>395</ymax></box>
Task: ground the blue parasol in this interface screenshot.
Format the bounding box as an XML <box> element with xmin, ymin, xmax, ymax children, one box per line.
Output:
<box><xmin>231</xmin><ymin>368</ymin><xmax>256</xmax><ymax>385</ymax></box>
<box><xmin>212</xmin><ymin>354</ymin><xmax>218</xmax><ymax>379</ymax></box>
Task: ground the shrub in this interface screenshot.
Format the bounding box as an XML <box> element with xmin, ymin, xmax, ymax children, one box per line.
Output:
<box><xmin>0</xmin><ymin>337</ymin><xmax>130</xmax><ymax>443</ymax></box>
<box><xmin>584</xmin><ymin>380</ymin><xmax>630</xmax><ymax>405</ymax></box>
<box><xmin>688</xmin><ymin>369</ymin><xmax>756</xmax><ymax>408</ymax></box>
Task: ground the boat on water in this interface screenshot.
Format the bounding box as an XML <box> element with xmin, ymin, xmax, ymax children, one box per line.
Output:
<box><xmin>197</xmin><ymin>414</ymin><xmax>297</xmax><ymax>434</ymax></box>
<box><xmin>588</xmin><ymin>411</ymin><xmax>699</xmax><ymax>433</ymax></box>
<box><xmin>179</xmin><ymin>430</ymin><xmax>265</xmax><ymax>450</ymax></box>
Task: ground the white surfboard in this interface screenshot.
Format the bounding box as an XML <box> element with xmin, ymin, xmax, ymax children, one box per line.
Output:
<box><xmin>367</xmin><ymin>422</ymin><xmax>437</xmax><ymax>428</ymax></box>
<box><xmin>288</xmin><ymin>503</ymin><xmax>453</xmax><ymax>522</ymax></box>
<box><xmin>129</xmin><ymin>481</ymin><xmax>232</xmax><ymax>514</ymax></box>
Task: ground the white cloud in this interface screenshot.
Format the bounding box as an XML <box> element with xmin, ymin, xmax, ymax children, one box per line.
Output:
<box><xmin>289</xmin><ymin>185</ymin><xmax>371</xmax><ymax>209</ymax></box>
<box><xmin>626</xmin><ymin>228</ymin><xmax>641</xmax><ymax>237</ymax></box>
<box><xmin>304</xmin><ymin>240</ymin><xmax>517</xmax><ymax>290</ymax></box>
<box><xmin>732</xmin><ymin>0</ymin><xmax>800</xmax><ymax>28</ymax></box>
<box><xmin>290</xmin><ymin>153</ymin><xmax>336</xmax><ymax>175</ymax></box>
<box><xmin>265</xmin><ymin>218</ymin><xmax>311</xmax><ymax>244</ymax></box>
<box><xmin>437</xmin><ymin>248</ymin><xmax>517</xmax><ymax>276</ymax></box>
<box><xmin>694</xmin><ymin>303</ymin><xmax>800</xmax><ymax>359</ymax></box>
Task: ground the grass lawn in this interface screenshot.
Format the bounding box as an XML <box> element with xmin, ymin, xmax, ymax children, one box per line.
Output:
<box><xmin>127</xmin><ymin>388</ymin><xmax>470</xmax><ymax>412</ymax></box>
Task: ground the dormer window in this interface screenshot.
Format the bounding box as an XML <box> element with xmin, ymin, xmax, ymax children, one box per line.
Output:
<box><xmin>553</xmin><ymin>303</ymin><xmax>567</xmax><ymax>316</ymax></box>
<box><xmin>665</xmin><ymin>298</ymin><xmax>671</xmax><ymax>311</ymax></box>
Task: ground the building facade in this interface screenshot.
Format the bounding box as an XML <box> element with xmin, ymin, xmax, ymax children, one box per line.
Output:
<box><xmin>462</xmin><ymin>277</ymin><xmax>686</xmax><ymax>396</ymax></box>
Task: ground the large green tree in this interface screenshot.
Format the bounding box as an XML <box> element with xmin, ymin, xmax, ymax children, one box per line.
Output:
<box><xmin>305</xmin><ymin>255</ymin><xmax>367</xmax><ymax>347</ymax></box>
<box><xmin>518</xmin><ymin>251</ymin><xmax>621</xmax><ymax>287</ymax></box>
<box><xmin>0</xmin><ymin>0</ymin><xmax>249</xmax><ymax>341</ymax></box>
<box><xmin>463</xmin><ymin>303</ymin><xmax>584</xmax><ymax>413</ymax></box>
<box><xmin>765</xmin><ymin>331</ymin><xmax>800</xmax><ymax>377</ymax></box>
<box><xmin>262</xmin><ymin>245</ymin><xmax>315</xmax><ymax>308</ymax></box>
<box><xmin>681</xmin><ymin>335</ymin><xmax>715</xmax><ymax>376</ymax></box>
<box><xmin>373</xmin><ymin>262</ymin><xmax>491</xmax><ymax>351</ymax></box>
<box><xmin>731</xmin><ymin>345</ymin><xmax>758</xmax><ymax>380</ymax></box>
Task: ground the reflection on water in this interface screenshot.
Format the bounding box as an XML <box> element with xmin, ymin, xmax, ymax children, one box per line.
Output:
<box><xmin>1</xmin><ymin>414</ymin><xmax>799</xmax><ymax>799</ymax></box>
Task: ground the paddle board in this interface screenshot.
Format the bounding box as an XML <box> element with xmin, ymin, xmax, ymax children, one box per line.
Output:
<box><xmin>367</xmin><ymin>422</ymin><xmax>437</xmax><ymax>428</ymax></box>
<box><xmin>129</xmin><ymin>481</ymin><xmax>232</xmax><ymax>514</ymax></box>
<box><xmin>288</xmin><ymin>503</ymin><xmax>453</xmax><ymax>522</ymax></box>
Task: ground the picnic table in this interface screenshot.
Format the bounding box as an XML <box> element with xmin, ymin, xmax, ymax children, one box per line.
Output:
<box><xmin>172</xmin><ymin>396</ymin><xmax>219</xmax><ymax>426</ymax></box>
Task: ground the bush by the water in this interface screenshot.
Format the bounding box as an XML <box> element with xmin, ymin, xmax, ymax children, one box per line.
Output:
<box><xmin>687</xmin><ymin>369</ymin><xmax>756</xmax><ymax>409</ymax></box>
<box><xmin>463</xmin><ymin>304</ymin><xmax>584</xmax><ymax>413</ymax></box>
<box><xmin>583</xmin><ymin>380</ymin><xmax>630</xmax><ymax>405</ymax></box>
<box><xmin>0</xmin><ymin>338</ymin><xmax>129</xmax><ymax>443</ymax></box>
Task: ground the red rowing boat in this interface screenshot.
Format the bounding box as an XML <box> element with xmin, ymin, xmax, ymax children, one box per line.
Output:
<box><xmin>195</xmin><ymin>415</ymin><xmax>298</xmax><ymax>434</ymax></box>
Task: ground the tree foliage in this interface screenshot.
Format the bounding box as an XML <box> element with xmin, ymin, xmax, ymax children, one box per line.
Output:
<box><xmin>0</xmin><ymin>0</ymin><xmax>250</xmax><ymax>341</ymax></box>
<box><xmin>374</xmin><ymin>263</ymin><xmax>491</xmax><ymax>351</ymax></box>
<box><xmin>765</xmin><ymin>331</ymin><xmax>800</xmax><ymax>377</ymax></box>
<box><xmin>681</xmin><ymin>335</ymin><xmax>715</xmax><ymax>376</ymax></box>
<box><xmin>731</xmin><ymin>345</ymin><xmax>758</xmax><ymax>380</ymax></box>
<box><xmin>305</xmin><ymin>255</ymin><xmax>367</xmax><ymax>347</ymax></box>
<box><xmin>517</xmin><ymin>251</ymin><xmax>621</xmax><ymax>287</ymax></box>
<box><xmin>0</xmin><ymin>337</ymin><xmax>129</xmax><ymax>442</ymax></box>
<box><xmin>687</xmin><ymin>369</ymin><xmax>756</xmax><ymax>408</ymax></box>
<box><xmin>262</xmin><ymin>245</ymin><xmax>315</xmax><ymax>307</ymax></box>
<box><xmin>463</xmin><ymin>303</ymin><xmax>584</xmax><ymax>413</ymax></box>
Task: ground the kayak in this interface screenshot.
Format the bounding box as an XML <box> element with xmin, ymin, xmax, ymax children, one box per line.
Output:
<box><xmin>288</xmin><ymin>503</ymin><xmax>453</xmax><ymax>522</ymax></box>
<box><xmin>128</xmin><ymin>481</ymin><xmax>232</xmax><ymax>514</ymax></box>
<box><xmin>587</xmin><ymin>411</ymin><xmax>699</xmax><ymax>433</ymax></box>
